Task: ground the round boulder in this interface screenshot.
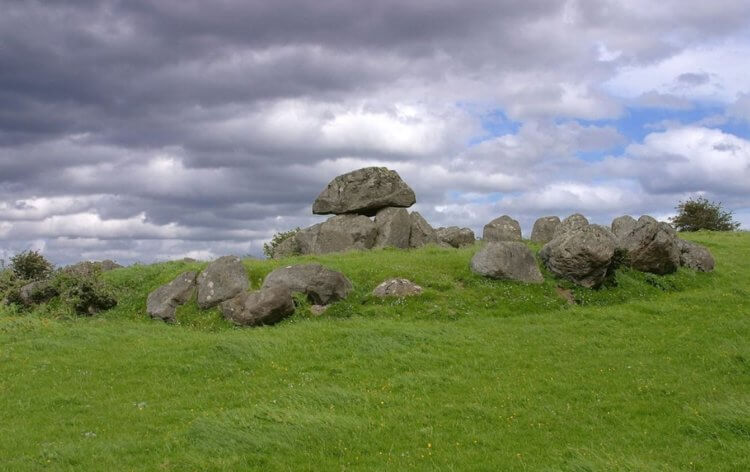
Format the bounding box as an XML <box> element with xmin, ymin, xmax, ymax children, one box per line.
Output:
<box><xmin>262</xmin><ymin>263</ymin><xmax>353</xmax><ymax>305</ymax></box>
<box><xmin>619</xmin><ymin>216</ymin><xmax>679</xmax><ymax>275</ymax></box>
<box><xmin>471</xmin><ymin>242</ymin><xmax>544</xmax><ymax>284</ymax></box>
<box><xmin>483</xmin><ymin>215</ymin><xmax>522</xmax><ymax>242</ymax></box>
<box><xmin>312</xmin><ymin>167</ymin><xmax>416</xmax><ymax>216</ymax></box>
<box><xmin>611</xmin><ymin>215</ymin><xmax>637</xmax><ymax>240</ymax></box>
<box><xmin>540</xmin><ymin>224</ymin><xmax>616</xmax><ymax>288</ymax></box>
<box><xmin>677</xmin><ymin>239</ymin><xmax>715</xmax><ymax>272</ymax></box>
<box><xmin>197</xmin><ymin>256</ymin><xmax>249</xmax><ymax>309</ymax></box>
<box><xmin>530</xmin><ymin>216</ymin><xmax>561</xmax><ymax>244</ymax></box>
<box><xmin>220</xmin><ymin>286</ymin><xmax>295</xmax><ymax>326</ymax></box>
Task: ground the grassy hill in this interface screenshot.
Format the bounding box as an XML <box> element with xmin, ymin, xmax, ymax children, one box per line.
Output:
<box><xmin>1</xmin><ymin>231</ymin><xmax>748</xmax><ymax>471</ymax></box>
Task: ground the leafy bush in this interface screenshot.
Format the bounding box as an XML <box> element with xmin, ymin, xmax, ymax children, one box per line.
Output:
<box><xmin>10</xmin><ymin>250</ymin><xmax>53</xmax><ymax>281</ymax></box>
<box><xmin>670</xmin><ymin>196</ymin><xmax>740</xmax><ymax>232</ymax></box>
<box><xmin>263</xmin><ymin>228</ymin><xmax>301</xmax><ymax>259</ymax></box>
<box><xmin>54</xmin><ymin>271</ymin><xmax>117</xmax><ymax>316</ymax></box>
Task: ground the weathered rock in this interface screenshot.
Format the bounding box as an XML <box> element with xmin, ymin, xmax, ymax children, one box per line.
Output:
<box><xmin>197</xmin><ymin>256</ymin><xmax>249</xmax><ymax>309</ymax></box>
<box><xmin>296</xmin><ymin>215</ymin><xmax>377</xmax><ymax>254</ymax></box>
<box><xmin>220</xmin><ymin>286</ymin><xmax>295</xmax><ymax>326</ymax></box>
<box><xmin>618</xmin><ymin>216</ymin><xmax>679</xmax><ymax>275</ymax></box>
<box><xmin>146</xmin><ymin>271</ymin><xmax>197</xmax><ymax>322</ymax></box>
<box><xmin>372</xmin><ymin>278</ymin><xmax>423</xmax><ymax>297</ymax></box>
<box><xmin>262</xmin><ymin>263</ymin><xmax>353</xmax><ymax>305</ymax></box>
<box><xmin>310</xmin><ymin>304</ymin><xmax>329</xmax><ymax>316</ymax></box>
<box><xmin>312</xmin><ymin>167</ymin><xmax>416</xmax><ymax>216</ymax></box>
<box><xmin>611</xmin><ymin>215</ymin><xmax>637</xmax><ymax>240</ymax></box>
<box><xmin>470</xmin><ymin>242</ymin><xmax>544</xmax><ymax>283</ymax></box>
<box><xmin>19</xmin><ymin>279</ymin><xmax>58</xmax><ymax>306</ymax></box>
<box><xmin>408</xmin><ymin>211</ymin><xmax>438</xmax><ymax>248</ymax></box>
<box><xmin>63</xmin><ymin>260</ymin><xmax>121</xmax><ymax>277</ymax></box>
<box><xmin>374</xmin><ymin>207</ymin><xmax>411</xmax><ymax>249</ymax></box>
<box><xmin>483</xmin><ymin>215</ymin><xmax>522</xmax><ymax>242</ymax></box>
<box><xmin>530</xmin><ymin>216</ymin><xmax>561</xmax><ymax>244</ymax></box>
<box><xmin>272</xmin><ymin>235</ymin><xmax>301</xmax><ymax>259</ymax></box>
<box><xmin>436</xmin><ymin>226</ymin><xmax>475</xmax><ymax>248</ymax></box>
<box><xmin>677</xmin><ymin>239</ymin><xmax>715</xmax><ymax>272</ymax></box>
<box><xmin>540</xmin><ymin>224</ymin><xmax>616</xmax><ymax>288</ymax></box>
<box><xmin>553</xmin><ymin>213</ymin><xmax>589</xmax><ymax>239</ymax></box>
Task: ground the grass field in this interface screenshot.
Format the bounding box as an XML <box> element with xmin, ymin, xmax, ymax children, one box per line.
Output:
<box><xmin>1</xmin><ymin>231</ymin><xmax>748</xmax><ymax>471</ymax></box>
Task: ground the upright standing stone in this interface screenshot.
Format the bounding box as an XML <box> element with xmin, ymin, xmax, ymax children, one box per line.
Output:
<box><xmin>530</xmin><ymin>216</ymin><xmax>561</xmax><ymax>244</ymax></box>
<box><xmin>618</xmin><ymin>216</ymin><xmax>680</xmax><ymax>275</ymax></box>
<box><xmin>374</xmin><ymin>207</ymin><xmax>411</xmax><ymax>249</ymax></box>
<box><xmin>553</xmin><ymin>213</ymin><xmax>589</xmax><ymax>239</ymax></box>
<box><xmin>197</xmin><ymin>256</ymin><xmax>249</xmax><ymax>309</ymax></box>
<box><xmin>470</xmin><ymin>242</ymin><xmax>544</xmax><ymax>283</ymax></box>
<box><xmin>540</xmin><ymin>224</ymin><xmax>616</xmax><ymax>288</ymax></box>
<box><xmin>483</xmin><ymin>215</ymin><xmax>522</xmax><ymax>242</ymax></box>
<box><xmin>408</xmin><ymin>211</ymin><xmax>438</xmax><ymax>248</ymax></box>
<box><xmin>611</xmin><ymin>215</ymin><xmax>637</xmax><ymax>240</ymax></box>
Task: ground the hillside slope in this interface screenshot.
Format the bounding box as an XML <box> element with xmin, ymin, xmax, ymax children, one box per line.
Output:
<box><xmin>1</xmin><ymin>231</ymin><xmax>749</xmax><ymax>470</ymax></box>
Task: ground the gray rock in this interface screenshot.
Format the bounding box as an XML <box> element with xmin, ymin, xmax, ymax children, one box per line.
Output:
<box><xmin>296</xmin><ymin>215</ymin><xmax>377</xmax><ymax>254</ymax></box>
<box><xmin>618</xmin><ymin>216</ymin><xmax>679</xmax><ymax>275</ymax></box>
<box><xmin>18</xmin><ymin>279</ymin><xmax>58</xmax><ymax>306</ymax></box>
<box><xmin>271</xmin><ymin>235</ymin><xmax>301</xmax><ymax>259</ymax></box>
<box><xmin>372</xmin><ymin>278</ymin><xmax>423</xmax><ymax>297</ymax></box>
<box><xmin>553</xmin><ymin>213</ymin><xmax>589</xmax><ymax>239</ymax></box>
<box><xmin>540</xmin><ymin>224</ymin><xmax>616</xmax><ymax>288</ymax></box>
<box><xmin>374</xmin><ymin>207</ymin><xmax>411</xmax><ymax>249</ymax></box>
<box><xmin>63</xmin><ymin>260</ymin><xmax>121</xmax><ymax>277</ymax></box>
<box><xmin>197</xmin><ymin>256</ymin><xmax>249</xmax><ymax>309</ymax></box>
<box><xmin>471</xmin><ymin>242</ymin><xmax>544</xmax><ymax>284</ymax></box>
<box><xmin>312</xmin><ymin>167</ymin><xmax>416</xmax><ymax>216</ymax></box>
<box><xmin>436</xmin><ymin>226</ymin><xmax>475</xmax><ymax>248</ymax></box>
<box><xmin>677</xmin><ymin>239</ymin><xmax>715</xmax><ymax>272</ymax></box>
<box><xmin>530</xmin><ymin>216</ymin><xmax>561</xmax><ymax>244</ymax></box>
<box><xmin>483</xmin><ymin>215</ymin><xmax>522</xmax><ymax>242</ymax></box>
<box><xmin>408</xmin><ymin>211</ymin><xmax>438</xmax><ymax>248</ymax></box>
<box><xmin>220</xmin><ymin>286</ymin><xmax>295</xmax><ymax>326</ymax></box>
<box><xmin>146</xmin><ymin>271</ymin><xmax>197</xmax><ymax>322</ymax></box>
<box><xmin>611</xmin><ymin>215</ymin><xmax>637</xmax><ymax>240</ymax></box>
<box><xmin>262</xmin><ymin>263</ymin><xmax>353</xmax><ymax>305</ymax></box>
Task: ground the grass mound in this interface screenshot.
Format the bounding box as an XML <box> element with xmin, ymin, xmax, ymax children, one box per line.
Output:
<box><xmin>1</xmin><ymin>231</ymin><xmax>748</xmax><ymax>470</ymax></box>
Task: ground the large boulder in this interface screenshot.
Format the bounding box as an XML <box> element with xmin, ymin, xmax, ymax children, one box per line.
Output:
<box><xmin>372</xmin><ymin>278</ymin><xmax>423</xmax><ymax>297</ymax></box>
<box><xmin>677</xmin><ymin>239</ymin><xmax>715</xmax><ymax>272</ymax></box>
<box><xmin>408</xmin><ymin>211</ymin><xmax>438</xmax><ymax>248</ymax></box>
<box><xmin>618</xmin><ymin>216</ymin><xmax>680</xmax><ymax>275</ymax></box>
<box><xmin>540</xmin><ymin>224</ymin><xmax>616</xmax><ymax>288</ymax></box>
<box><xmin>220</xmin><ymin>286</ymin><xmax>295</xmax><ymax>326</ymax></box>
<box><xmin>197</xmin><ymin>256</ymin><xmax>249</xmax><ymax>309</ymax></box>
<box><xmin>262</xmin><ymin>263</ymin><xmax>353</xmax><ymax>305</ymax></box>
<box><xmin>530</xmin><ymin>216</ymin><xmax>561</xmax><ymax>244</ymax></box>
<box><xmin>436</xmin><ymin>226</ymin><xmax>475</xmax><ymax>248</ymax></box>
<box><xmin>18</xmin><ymin>279</ymin><xmax>58</xmax><ymax>306</ymax></box>
<box><xmin>271</xmin><ymin>236</ymin><xmax>301</xmax><ymax>259</ymax></box>
<box><xmin>483</xmin><ymin>215</ymin><xmax>522</xmax><ymax>242</ymax></box>
<box><xmin>470</xmin><ymin>242</ymin><xmax>543</xmax><ymax>284</ymax></box>
<box><xmin>611</xmin><ymin>215</ymin><xmax>637</xmax><ymax>240</ymax></box>
<box><xmin>312</xmin><ymin>167</ymin><xmax>416</xmax><ymax>216</ymax></box>
<box><xmin>553</xmin><ymin>213</ymin><xmax>589</xmax><ymax>239</ymax></box>
<box><xmin>296</xmin><ymin>215</ymin><xmax>377</xmax><ymax>254</ymax></box>
<box><xmin>146</xmin><ymin>271</ymin><xmax>197</xmax><ymax>322</ymax></box>
<box><xmin>374</xmin><ymin>207</ymin><xmax>411</xmax><ymax>249</ymax></box>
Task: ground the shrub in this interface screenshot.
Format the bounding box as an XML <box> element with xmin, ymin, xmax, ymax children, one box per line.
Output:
<box><xmin>10</xmin><ymin>250</ymin><xmax>53</xmax><ymax>281</ymax></box>
<box><xmin>670</xmin><ymin>196</ymin><xmax>740</xmax><ymax>232</ymax></box>
<box><xmin>263</xmin><ymin>228</ymin><xmax>301</xmax><ymax>259</ymax></box>
<box><xmin>54</xmin><ymin>271</ymin><xmax>117</xmax><ymax>316</ymax></box>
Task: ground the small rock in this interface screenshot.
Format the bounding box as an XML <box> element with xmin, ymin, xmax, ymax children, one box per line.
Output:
<box><xmin>483</xmin><ymin>215</ymin><xmax>522</xmax><ymax>242</ymax></box>
<box><xmin>197</xmin><ymin>256</ymin><xmax>249</xmax><ymax>309</ymax></box>
<box><xmin>372</xmin><ymin>278</ymin><xmax>423</xmax><ymax>297</ymax></box>
<box><xmin>220</xmin><ymin>286</ymin><xmax>295</xmax><ymax>326</ymax></box>
<box><xmin>677</xmin><ymin>239</ymin><xmax>715</xmax><ymax>272</ymax></box>
<box><xmin>470</xmin><ymin>242</ymin><xmax>544</xmax><ymax>283</ymax></box>
<box><xmin>310</xmin><ymin>304</ymin><xmax>329</xmax><ymax>316</ymax></box>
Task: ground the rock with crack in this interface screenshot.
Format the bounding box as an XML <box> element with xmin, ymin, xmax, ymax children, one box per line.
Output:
<box><xmin>220</xmin><ymin>286</ymin><xmax>295</xmax><ymax>326</ymax></box>
<box><xmin>262</xmin><ymin>263</ymin><xmax>353</xmax><ymax>305</ymax></box>
<box><xmin>296</xmin><ymin>215</ymin><xmax>377</xmax><ymax>254</ymax></box>
<box><xmin>553</xmin><ymin>213</ymin><xmax>589</xmax><ymax>239</ymax></box>
<box><xmin>146</xmin><ymin>271</ymin><xmax>197</xmax><ymax>322</ymax></box>
<box><xmin>618</xmin><ymin>216</ymin><xmax>680</xmax><ymax>275</ymax></box>
<box><xmin>374</xmin><ymin>207</ymin><xmax>411</xmax><ymax>249</ymax></box>
<box><xmin>197</xmin><ymin>256</ymin><xmax>249</xmax><ymax>309</ymax></box>
<box><xmin>408</xmin><ymin>211</ymin><xmax>438</xmax><ymax>248</ymax></box>
<box><xmin>540</xmin><ymin>224</ymin><xmax>616</xmax><ymax>288</ymax></box>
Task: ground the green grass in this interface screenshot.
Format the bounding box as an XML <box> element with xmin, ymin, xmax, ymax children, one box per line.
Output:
<box><xmin>1</xmin><ymin>231</ymin><xmax>748</xmax><ymax>471</ymax></box>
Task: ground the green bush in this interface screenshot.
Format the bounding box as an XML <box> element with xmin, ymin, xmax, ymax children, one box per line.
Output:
<box><xmin>54</xmin><ymin>271</ymin><xmax>117</xmax><ymax>316</ymax></box>
<box><xmin>670</xmin><ymin>196</ymin><xmax>740</xmax><ymax>232</ymax></box>
<box><xmin>10</xmin><ymin>250</ymin><xmax>53</xmax><ymax>281</ymax></box>
<box><xmin>263</xmin><ymin>227</ymin><xmax>301</xmax><ymax>259</ymax></box>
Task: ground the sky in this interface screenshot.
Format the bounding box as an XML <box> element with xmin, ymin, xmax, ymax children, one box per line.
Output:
<box><xmin>1</xmin><ymin>0</ymin><xmax>749</xmax><ymax>265</ymax></box>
